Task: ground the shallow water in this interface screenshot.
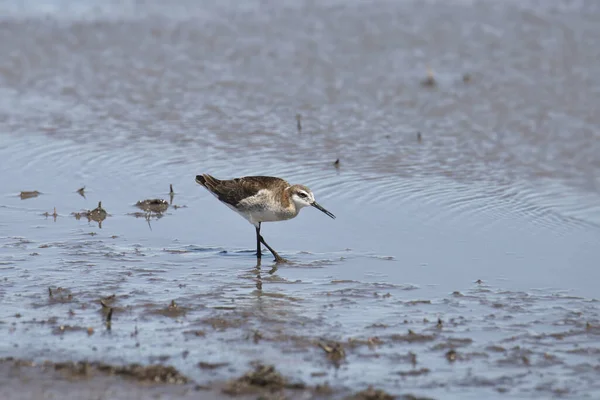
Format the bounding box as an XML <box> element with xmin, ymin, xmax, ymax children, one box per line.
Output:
<box><xmin>1</xmin><ymin>0</ymin><xmax>600</xmax><ymax>398</ymax></box>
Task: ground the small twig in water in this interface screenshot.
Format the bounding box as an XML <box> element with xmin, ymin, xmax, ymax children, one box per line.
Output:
<box><xmin>296</xmin><ymin>114</ymin><xmax>302</xmax><ymax>133</ymax></box>
<box><xmin>106</xmin><ymin>307</ymin><xmax>113</xmax><ymax>329</ymax></box>
<box><xmin>421</xmin><ymin>66</ymin><xmax>436</xmax><ymax>87</ymax></box>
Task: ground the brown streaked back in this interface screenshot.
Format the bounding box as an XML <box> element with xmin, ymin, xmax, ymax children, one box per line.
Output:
<box><xmin>195</xmin><ymin>174</ymin><xmax>290</xmax><ymax>207</ymax></box>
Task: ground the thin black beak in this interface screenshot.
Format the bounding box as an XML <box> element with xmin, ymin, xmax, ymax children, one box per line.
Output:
<box><xmin>311</xmin><ymin>201</ymin><xmax>336</xmax><ymax>219</ymax></box>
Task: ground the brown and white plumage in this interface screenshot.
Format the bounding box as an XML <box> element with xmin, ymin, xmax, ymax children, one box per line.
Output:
<box><xmin>195</xmin><ymin>174</ymin><xmax>335</xmax><ymax>262</ymax></box>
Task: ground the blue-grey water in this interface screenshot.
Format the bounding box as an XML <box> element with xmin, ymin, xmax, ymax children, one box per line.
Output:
<box><xmin>1</xmin><ymin>0</ymin><xmax>599</xmax><ymax>399</ymax></box>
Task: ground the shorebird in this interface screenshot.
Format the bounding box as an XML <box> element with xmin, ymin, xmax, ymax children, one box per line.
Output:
<box><xmin>195</xmin><ymin>174</ymin><xmax>335</xmax><ymax>263</ymax></box>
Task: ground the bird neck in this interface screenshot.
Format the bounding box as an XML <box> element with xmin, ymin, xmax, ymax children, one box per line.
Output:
<box><xmin>280</xmin><ymin>187</ymin><xmax>292</xmax><ymax>208</ymax></box>
<box><xmin>280</xmin><ymin>187</ymin><xmax>298</xmax><ymax>215</ymax></box>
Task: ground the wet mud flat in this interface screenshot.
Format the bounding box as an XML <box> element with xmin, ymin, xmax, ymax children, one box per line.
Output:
<box><xmin>2</xmin><ymin>227</ymin><xmax>599</xmax><ymax>400</ymax></box>
<box><xmin>0</xmin><ymin>358</ymin><xmax>406</xmax><ymax>400</ymax></box>
<box><xmin>2</xmin><ymin>168</ymin><xmax>598</xmax><ymax>400</ymax></box>
<box><xmin>4</xmin><ymin>297</ymin><xmax>598</xmax><ymax>400</ymax></box>
<box><xmin>2</xmin><ymin>155</ymin><xmax>598</xmax><ymax>399</ymax></box>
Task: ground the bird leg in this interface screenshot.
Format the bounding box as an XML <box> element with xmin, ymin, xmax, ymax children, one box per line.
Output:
<box><xmin>260</xmin><ymin>235</ymin><xmax>286</xmax><ymax>263</ymax></box>
<box><xmin>255</xmin><ymin>224</ymin><xmax>262</xmax><ymax>258</ymax></box>
<box><xmin>255</xmin><ymin>223</ymin><xmax>286</xmax><ymax>263</ymax></box>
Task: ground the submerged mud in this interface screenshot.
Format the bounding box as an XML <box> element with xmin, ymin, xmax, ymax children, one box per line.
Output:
<box><xmin>0</xmin><ymin>358</ymin><xmax>401</xmax><ymax>400</ymax></box>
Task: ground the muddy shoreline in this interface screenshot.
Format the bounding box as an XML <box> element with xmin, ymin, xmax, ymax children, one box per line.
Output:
<box><xmin>1</xmin><ymin>357</ymin><xmax>409</xmax><ymax>400</ymax></box>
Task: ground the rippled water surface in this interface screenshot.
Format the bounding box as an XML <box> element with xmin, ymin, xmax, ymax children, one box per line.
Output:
<box><xmin>1</xmin><ymin>0</ymin><xmax>600</xmax><ymax>398</ymax></box>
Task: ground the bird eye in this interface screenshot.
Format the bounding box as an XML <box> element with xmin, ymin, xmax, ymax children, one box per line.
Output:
<box><xmin>298</xmin><ymin>192</ymin><xmax>307</xmax><ymax>198</ymax></box>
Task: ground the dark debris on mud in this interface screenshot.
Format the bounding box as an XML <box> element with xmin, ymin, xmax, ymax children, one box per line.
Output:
<box><xmin>389</xmin><ymin>330</ymin><xmax>435</xmax><ymax>343</ymax></box>
<box><xmin>99</xmin><ymin>294</ymin><xmax>117</xmax><ymax>307</ymax></box>
<box><xmin>51</xmin><ymin>325</ymin><xmax>88</xmax><ymax>335</ymax></box>
<box><xmin>347</xmin><ymin>389</ymin><xmax>435</xmax><ymax>400</ymax></box>
<box><xmin>222</xmin><ymin>363</ymin><xmax>305</xmax><ymax>396</ymax></box>
<box><xmin>148</xmin><ymin>300</ymin><xmax>190</xmax><ymax>318</ymax></box>
<box><xmin>396</xmin><ymin>368</ymin><xmax>430</xmax><ymax>377</ymax></box>
<box><xmin>318</xmin><ymin>341</ymin><xmax>346</xmax><ymax>366</ymax></box>
<box><xmin>345</xmin><ymin>386</ymin><xmax>396</xmax><ymax>400</ymax></box>
<box><xmin>219</xmin><ymin>363</ymin><xmax>415</xmax><ymax>399</ymax></box>
<box><xmin>19</xmin><ymin>190</ymin><xmax>40</xmax><ymax>200</ymax></box>
<box><xmin>201</xmin><ymin>315</ymin><xmax>248</xmax><ymax>330</ymax></box>
<box><xmin>420</xmin><ymin>67</ymin><xmax>436</xmax><ymax>88</ymax></box>
<box><xmin>0</xmin><ymin>357</ymin><xmax>430</xmax><ymax>399</ymax></box>
<box><xmin>42</xmin><ymin>207</ymin><xmax>58</xmax><ymax>220</ymax></box>
<box><xmin>47</xmin><ymin>287</ymin><xmax>74</xmax><ymax>304</ymax></box>
<box><xmin>72</xmin><ymin>201</ymin><xmax>108</xmax><ymax>227</ymax></box>
<box><xmin>2</xmin><ymin>357</ymin><xmax>188</xmax><ymax>384</ymax></box>
<box><xmin>198</xmin><ymin>361</ymin><xmax>229</xmax><ymax>370</ymax></box>
<box><xmin>135</xmin><ymin>198</ymin><xmax>169</xmax><ymax>213</ymax></box>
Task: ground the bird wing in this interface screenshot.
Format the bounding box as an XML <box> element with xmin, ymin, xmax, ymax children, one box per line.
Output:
<box><xmin>197</xmin><ymin>174</ymin><xmax>288</xmax><ymax>207</ymax></box>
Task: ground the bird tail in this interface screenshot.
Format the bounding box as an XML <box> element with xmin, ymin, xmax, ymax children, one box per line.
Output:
<box><xmin>195</xmin><ymin>174</ymin><xmax>207</xmax><ymax>187</ymax></box>
<box><xmin>195</xmin><ymin>174</ymin><xmax>220</xmax><ymax>189</ymax></box>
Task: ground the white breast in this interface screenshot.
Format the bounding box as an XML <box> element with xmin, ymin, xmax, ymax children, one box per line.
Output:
<box><xmin>236</xmin><ymin>189</ymin><xmax>297</xmax><ymax>226</ymax></box>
